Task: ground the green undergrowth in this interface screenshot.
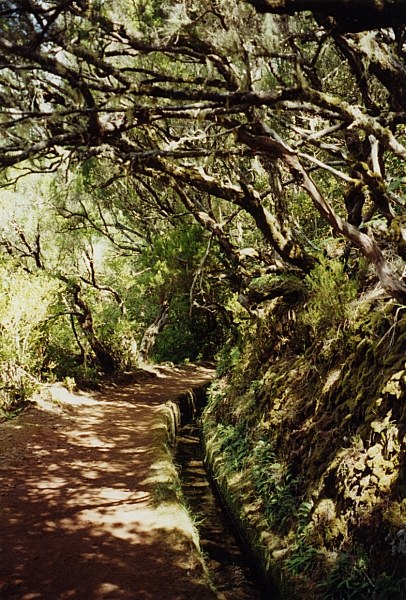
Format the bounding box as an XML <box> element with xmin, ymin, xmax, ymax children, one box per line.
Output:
<box><xmin>203</xmin><ymin>263</ymin><xmax>406</xmax><ymax>599</ymax></box>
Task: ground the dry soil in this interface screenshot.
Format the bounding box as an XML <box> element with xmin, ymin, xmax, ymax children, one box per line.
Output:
<box><xmin>0</xmin><ymin>365</ymin><xmax>216</xmax><ymax>600</ymax></box>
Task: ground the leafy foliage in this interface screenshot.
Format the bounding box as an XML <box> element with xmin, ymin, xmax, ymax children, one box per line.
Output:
<box><xmin>319</xmin><ymin>553</ymin><xmax>374</xmax><ymax>600</ymax></box>
<box><xmin>0</xmin><ymin>4</ymin><xmax>404</xmax><ymax>599</ymax></box>
<box><xmin>302</xmin><ymin>257</ymin><xmax>358</xmax><ymax>334</ymax></box>
<box><xmin>0</xmin><ymin>263</ymin><xmax>58</xmax><ymax>412</ymax></box>
<box><xmin>0</xmin><ymin>0</ymin><xmax>405</xmax><ymax>304</ymax></box>
<box><xmin>252</xmin><ymin>439</ymin><xmax>301</xmax><ymax>530</ymax></box>
<box><xmin>216</xmin><ymin>422</ymin><xmax>251</xmax><ymax>471</ymax></box>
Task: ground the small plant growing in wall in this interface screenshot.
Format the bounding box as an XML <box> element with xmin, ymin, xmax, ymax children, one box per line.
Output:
<box><xmin>217</xmin><ymin>422</ymin><xmax>250</xmax><ymax>472</ymax></box>
<box><xmin>285</xmin><ymin>501</ymin><xmax>319</xmax><ymax>576</ymax></box>
<box><xmin>251</xmin><ymin>439</ymin><xmax>301</xmax><ymax>530</ymax></box>
<box><xmin>318</xmin><ymin>549</ymin><xmax>405</xmax><ymax>599</ymax></box>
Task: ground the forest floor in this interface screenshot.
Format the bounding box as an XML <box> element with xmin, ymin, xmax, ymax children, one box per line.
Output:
<box><xmin>0</xmin><ymin>364</ymin><xmax>216</xmax><ymax>600</ymax></box>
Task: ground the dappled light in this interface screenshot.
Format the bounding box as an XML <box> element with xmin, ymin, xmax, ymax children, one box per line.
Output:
<box><xmin>0</xmin><ymin>367</ymin><xmax>215</xmax><ymax>600</ymax></box>
<box><xmin>0</xmin><ymin>1</ymin><xmax>405</xmax><ymax>597</ymax></box>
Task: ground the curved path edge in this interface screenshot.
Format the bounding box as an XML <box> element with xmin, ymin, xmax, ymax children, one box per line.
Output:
<box><xmin>0</xmin><ymin>365</ymin><xmax>216</xmax><ymax>600</ymax></box>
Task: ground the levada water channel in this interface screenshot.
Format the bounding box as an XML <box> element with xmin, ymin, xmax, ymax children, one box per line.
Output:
<box><xmin>174</xmin><ymin>389</ymin><xmax>272</xmax><ymax>600</ymax></box>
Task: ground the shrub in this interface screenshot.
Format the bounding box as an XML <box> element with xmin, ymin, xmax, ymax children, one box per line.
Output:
<box><xmin>302</xmin><ymin>258</ymin><xmax>357</xmax><ymax>335</ymax></box>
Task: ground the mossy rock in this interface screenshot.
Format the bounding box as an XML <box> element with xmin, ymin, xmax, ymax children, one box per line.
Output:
<box><xmin>203</xmin><ymin>293</ymin><xmax>406</xmax><ymax>597</ymax></box>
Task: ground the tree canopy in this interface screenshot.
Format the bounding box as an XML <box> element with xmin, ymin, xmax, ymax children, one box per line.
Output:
<box><xmin>0</xmin><ymin>0</ymin><xmax>405</xmax><ymax>383</ymax></box>
<box><xmin>1</xmin><ymin>5</ymin><xmax>404</xmax><ymax>595</ymax></box>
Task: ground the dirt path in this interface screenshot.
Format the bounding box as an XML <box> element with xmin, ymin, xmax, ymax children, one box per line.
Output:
<box><xmin>0</xmin><ymin>365</ymin><xmax>216</xmax><ymax>600</ymax></box>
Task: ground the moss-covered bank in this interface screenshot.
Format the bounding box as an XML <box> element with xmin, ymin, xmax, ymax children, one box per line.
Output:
<box><xmin>202</xmin><ymin>269</ymin><xmax>405</xmax><ymax>599</ymax></box>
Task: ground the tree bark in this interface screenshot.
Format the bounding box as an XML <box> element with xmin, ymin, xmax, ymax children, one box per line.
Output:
<box><xmin>138</xmin><ymin>299</ymin><xmax>171</xmax><ymax>364</ymax></box>
<box><xmin>284</xmin><ymin>153</ymin><xmax>406</xmax><ymax>303</ymax></box>
<box><xmin>236</xmin><ymin>127</ymin><xmax>406</xmax><ymax>303</ymax></box>
<box><xmin>72</xmin><ymin>285</ymin><xmax>117</xmax><ymax>373</ymax></box>
<box><xmin>146</xmin><ymin>157</ymin><xmax>315</xmax><ymax>274</ymax></box>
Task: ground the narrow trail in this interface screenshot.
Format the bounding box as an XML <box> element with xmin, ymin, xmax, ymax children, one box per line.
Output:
<box><xmin>0</xmin><ymin>365</ymin><xmax>215</xmax><ymax>600</ymax></box>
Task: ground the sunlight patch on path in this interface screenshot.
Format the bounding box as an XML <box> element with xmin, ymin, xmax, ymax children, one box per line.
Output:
<box><xmin>0</xmin><ymin>365</ymin><xmax>216</xmax><ymax>600</ymax></box>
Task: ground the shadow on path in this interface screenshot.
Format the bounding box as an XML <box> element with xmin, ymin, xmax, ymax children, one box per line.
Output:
<box><xmin>0</xmin><ymin>366</ymin><xmax>215</xmax><ymax>600</ymax></box>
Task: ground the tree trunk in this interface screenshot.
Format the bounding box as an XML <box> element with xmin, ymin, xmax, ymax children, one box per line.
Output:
<box><xmin>284</xmin><ymin>154</ymin><xmax>406</xmax><ymax>303</ymax></box>
<box><xmin>138</xmin><ymin>299</ymin><xmax>171</xmax><ymax>364</ymax></box>
<box><xmin>236</xmin><ymin>127</ymin><xmax>406</xmax><ymax>303</ymax></box>
<box><xmin>72</xmin><ymin>285</ymin><xmax>117</xmax><ymax>373</ymax></box>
